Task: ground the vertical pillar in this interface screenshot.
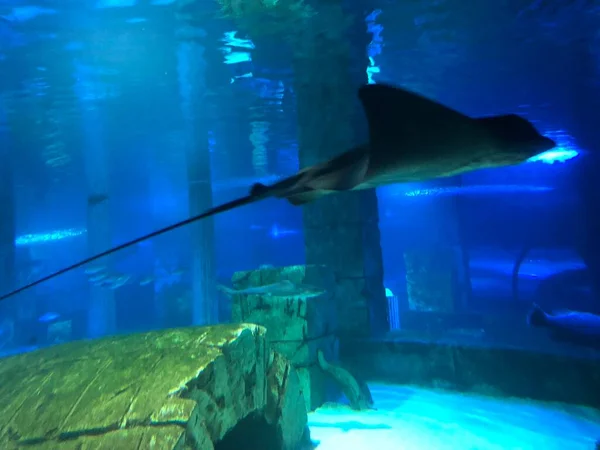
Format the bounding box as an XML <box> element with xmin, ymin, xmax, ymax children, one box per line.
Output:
<box><xmin>176</xmin><ymin>25</ymin><xmax>218</xmax><ymax>325</ymax></box>
<box><xmin>74</xmin><ymin>66</ymin><xmax>116</xmax><ymax>338</ymax></box>
<box><xmin>292</xmin><ymin>1</ymin><xmax>388</xmax><ymax>337</ymax></box>
<box><xmin>386</xmin><ymin>3</ymin><xmax>470</xmax><ymax>317</ymax></box>
<box><xmin>401</xmin><ymin>178</ymin><xmax>467</xmax><ymax>313</ymax></box>
<box><xmin>250</xmin><ymin>120</ymin><xmax>269</xmax><ymax>176</ymax></box>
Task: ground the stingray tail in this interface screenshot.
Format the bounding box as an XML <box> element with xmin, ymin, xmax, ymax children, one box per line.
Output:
<box><xmin>250</xmin><ymin>183</ymin><xmax>269</xmax><ymax>197</ymax></box>
<box><xmin>251</xmin><ymin>182</ymin><xmax>327</xmax><ymax>206</ymax></box>
<box><xmin>527</xmin><ymin>303</ymin><xmax>549</xmax><ymax>328</ymax></box>
<box><xmin>0</xmin><ymin>193</ymin><xmax>261</xmax><ymax>303</ymax></box>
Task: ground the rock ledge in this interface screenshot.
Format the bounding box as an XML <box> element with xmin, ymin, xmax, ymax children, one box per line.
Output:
<box><xmin>0</xmin><ymin>323</ymin><xmax>308</xmax><ymax>449</ymax></box>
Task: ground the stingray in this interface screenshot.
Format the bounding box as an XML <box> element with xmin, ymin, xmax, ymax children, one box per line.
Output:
<box><xmin>0</xmin><ymin>83</ymin><xmax>555</xmax><ymax>302</ymax></box>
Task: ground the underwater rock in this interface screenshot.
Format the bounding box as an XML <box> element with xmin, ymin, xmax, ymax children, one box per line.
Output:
<box><xmin>230</xmin><ymin>264</ymin><xmax>338</xmax><ymax>412</ymax></box>
<box><xmin>0</xmin><ymin>323</ymin><xmax>308</xmax><ymax>449</ymax></box>
<box><xmin>265</xmin><ymin>351</ymin><xmax>310</xmax><ymax>449</ymax></box>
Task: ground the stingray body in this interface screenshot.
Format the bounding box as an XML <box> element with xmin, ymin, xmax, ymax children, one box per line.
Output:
<box><xmin>251</xmin><ymin>84</ymin><xmax>556</xmax><ymax>206</ymax></box>
<box><xmin>0</xmin><ymin>83</ymin><xmax>556</xmax><ymax>302</ymax></box>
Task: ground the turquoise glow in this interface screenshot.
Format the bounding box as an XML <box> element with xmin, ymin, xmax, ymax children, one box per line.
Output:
<box><xmin>527</xmin><ymin>147</ymin><xmax>579</xmax><ymax>164</ymax></box>
<box><xmin>527</xmin><ymin>129</ymin><xmax>580</xmax><ymax>164</ymax></box>
<box><xmin>15</xmin><ymin>228</ymin><xmax>86</xmax><ymax>246</ymax></box>
<box><xmin>366</xmin><ymin>10</ymin><xmax>383</xmax><ymax>84</ymax></box>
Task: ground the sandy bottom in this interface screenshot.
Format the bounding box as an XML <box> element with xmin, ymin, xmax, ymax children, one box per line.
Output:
<box><xmin>308</xmin><ymin>383</ymin><xmax>600</xmax><ymax>450</ymax></box>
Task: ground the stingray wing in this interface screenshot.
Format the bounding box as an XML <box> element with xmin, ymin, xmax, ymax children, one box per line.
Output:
<box><xmin>357</xmin><ymin>83</ymin><xmax>472</xmax><ymax>153</ymax></box>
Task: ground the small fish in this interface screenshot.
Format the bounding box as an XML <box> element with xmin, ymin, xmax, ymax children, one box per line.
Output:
<box><xmin>108</xmin><ymin>275</ymin><xmax>131</xmax><ymax>290</ymax></box>
<box><xmin>84</xmin><ymin>266</ymin><xmax>106</xmax><ymax>275</ymax></box>
<box><xmin>230</xmin><ymin>72</ymin><xmax>253</xmax><ymax>83</ymax></box>
<box><xmin>38</xmin><ymin>312</ymin><xmax>60</xmax><ymax>323</ymax></box>
<box><xmin>139</xmin><ymin>276</ymin><xmax>154</xmax><ymax>286</ymax></box>
<box><xmin>88</xmin><ymin>273</ymin><xmax>108</xmax><ymax>283</ymax></box>
<box><xmin>88</xmin><ymin>193</ymin><xmax>108</xmax><ymax>206</ymax></box>
<box><xmin>527</xmin><ymin>303</ymin><xmax>600</xmax><ymax>347</ymax></box>
<box><xmin>218</xmin><ymin>280</ymin><xmax>325</xmax><ymax>300</ymax></box>
<box><xmin>98</xmin><ymin>276</ymin><xmax>118</xmax><ymax>287</ymax></box>
<box><xmin>91</xmin><ymin>275</ymin><xmax>121</xmax><ymax>288</ymax></box>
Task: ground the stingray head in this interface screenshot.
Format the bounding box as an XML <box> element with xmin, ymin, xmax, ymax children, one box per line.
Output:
<box><xmin>478</xmin><ymin>114</ymin><xmax>556</xmax><ymax>165</ymax></box>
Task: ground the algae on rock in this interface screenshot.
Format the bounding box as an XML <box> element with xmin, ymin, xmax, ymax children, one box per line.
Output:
<box><xmin>230</xmin><ymin>264</ymin><xmax>338</xmax><ymax>412</ymax></box>
<box><xmin>0</xmin><ymin>323</ymin><xmax>309</xmax><ymax>450</ymax></box>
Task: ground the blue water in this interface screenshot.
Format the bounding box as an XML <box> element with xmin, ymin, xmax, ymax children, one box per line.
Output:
<box><xmin>0</xmin><ymin>1</ymin><xmax>598</xmax><ymax>449</ymax></box>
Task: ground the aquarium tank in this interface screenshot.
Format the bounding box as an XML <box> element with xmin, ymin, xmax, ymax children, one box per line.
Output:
<box><xmin>0</xmin><ymin>0</ymin><xmax>598</xmax><ymax>449</ymax></box>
